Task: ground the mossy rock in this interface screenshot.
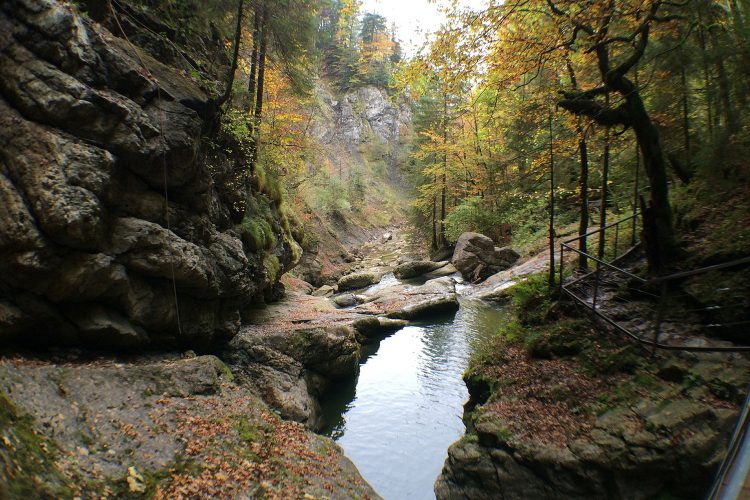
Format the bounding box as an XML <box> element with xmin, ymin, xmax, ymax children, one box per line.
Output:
<box><xmin>0</xmin><ymin>392</ymin><xmax>74</xmax><ymax>498</ymax></box>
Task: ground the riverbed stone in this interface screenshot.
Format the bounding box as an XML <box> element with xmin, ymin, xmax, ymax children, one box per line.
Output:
<box><xmin>338</xmin><ymin>271</ymin><xmax>381</xmax><ymax>291</ymax></box>
<box><xmin>393</xmin><ymin>260</ymin><xmax>444</xmax><ymax>279</ymax></box>
<box><xmin>312</xmin><ymin>284</ymin><xmax>337</xmax><ymax>297</ymax></box>
<box><xmin>332</xmin><ymin>293</ymin><xmax>359</xmax><ymax>308</ymax></box>
<box><xmin>388</xmin><ymin>296</ymin><xmax>460</xmax><ymax>320</ymax></box>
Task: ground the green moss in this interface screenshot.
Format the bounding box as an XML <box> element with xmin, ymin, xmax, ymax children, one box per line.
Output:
<box><xmin>495</xmin><ymin>426</ymin><xmax>513</xmax><ymax>443</ymax></box>
<box><xmin>0</xmin><ymin>392</ymin><xmax>74</xmax><ymax>498</ymax></box>
<box><xmin>522</xmin><ymin>319</ymin><xmax>591</xmax><ymax>359</ymax></box>
<box><xmin>235</xmin><ymin>416</ymin><xmax>263</xmax><ymax>444</ymax></box>
<box><xmin>462</xmin><ymin>433</ymin><xmax>479</xmax><ymax>444</ymax></box>
<box><xmin>104</xmin><ymin>456</ymin><xmax>202</xmax><ymax>499</ymax></box>
<box><xmin>510</xmin><ymin>273</ymin><xmax>554</xmax><ymax>325</ymax></box>
<box><xmin>239</xmin><ymin>213</ymin><xmax>277</xmax><ymax>252</ymax></box>
<box><xmin>263</xmin><ymin>254</ymin><xmax>281</xmax><ymax>281</ymax></box>
<box><xmin>216</xmin><ymin>360</ymin><xmax>235</xmax><ymax>383</ymax></box>
<box><xmin>581</xmin><ymin>345</ymin><xmax>642</xmax><ymax>376</ymax></box>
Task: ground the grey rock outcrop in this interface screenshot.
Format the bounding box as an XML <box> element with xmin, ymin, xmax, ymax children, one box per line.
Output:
<box><xmin>387</xmin><ymin>296</ymin><xmax>460</xmax><ymax>321</ymax></box>
<box><xmin>0</xmin><ymin>0</ymin><xmax>299</xmax><ymax>349</ymax></box>
<box><xmin>352</xmin><ymin>316</ymin><xmax>408</xmax><ymax>343</ymax></box>
<box><xmin>0</xmin><ymin>355</ymin><xmax>378</xmax><ymax>498</ymax></box>
<box><xmin>316</xmin><ymin>84</ymin><xmax>412</xmax><ymax>148</ymax></box>
<box><xmin>452</xmin><ymin>232</ymin><xmax>520</xmax><ymax>282</ymax></box>
<box><xmin>393</xmin><ymin>260</ymin><xmax>445</xmax><ymax>280</ymax></box>
<box><xmin>226</xmin><ymin>324</ymin><xmax>360</xmax><ymax>427</ymax></box>
<box><xmin>435</xmin><ymin>401</ymin><xmax>737</xmax><ymax>500</ymax></box>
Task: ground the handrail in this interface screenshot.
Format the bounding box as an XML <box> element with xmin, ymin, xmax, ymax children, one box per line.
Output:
<box><xmin>559</xmin><ymin>211</ymin><xmax>750</xmax><ymax>354</ymax></box>
<box><xmin>561</xmin><ymin>241</ymin><xmax>646</xmax><ymax>283</ymax></box>
<box><xmin>562</xmin><ymin>212</ymin><xmax>639</xmax><ymax>244</ymax></box>
<box><xmin>563</xmin><ymin>284</ymin><xmax>750</xmax><ymax>353</ymax></box>
<box><xmin>650</xmin><ymin>256</ymin><xmax>750</xmax><ymax>284</ymax></box>
<box><xmin>706</xmin><ymin>386</ymin><xmax>750</xmax><ymax>499</ymax></box>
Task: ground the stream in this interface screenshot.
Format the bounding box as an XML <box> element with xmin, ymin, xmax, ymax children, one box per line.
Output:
<box><xmin>319</xmin><ymin>297</ymin><xmax>507</xmax><ymax>500</ymax></box>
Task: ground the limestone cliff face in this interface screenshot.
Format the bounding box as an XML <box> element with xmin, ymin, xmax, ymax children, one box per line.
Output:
<box><xmin>0</xmin><ymin>0</ymin><xmax>298</xmax><ymax>349</ymax></box>
<box><xmin>314</xmin><ymin>83</ymin><xmax>412</xmax><ymax>153</ymax></box>
<box><xmin>292</xmin><ymin>81</ymin><xmax>412</xmax><ymax>286</ymax></box>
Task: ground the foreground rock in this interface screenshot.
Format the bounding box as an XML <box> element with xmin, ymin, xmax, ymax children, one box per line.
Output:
<box><xmin>452</xmin><ymin>232</ymin><xmax>520</xmax><ymax>282</ymax></box>
<box><xmin>0</xmin><ymin>0</ymin><xmax>299</xmax><ymax>350</ymax></box>
<box><xmin>226</xmin><ymin>323</ymin><xmax>360</xmax><ymax>428</ymax></box>
<box><xmin>352</xmin><ymin>316</ymin><xmax>409</xmax><ymax>343</ymax></box>
<box><xmin>0</xmin><ymin>355</ymin><xmax>378</xmax><ymax>498</ymax></box>
<box><xmin>435</xmin><ymin>274</ymin><xmax>750</xmax><ymax>500</ymax></box>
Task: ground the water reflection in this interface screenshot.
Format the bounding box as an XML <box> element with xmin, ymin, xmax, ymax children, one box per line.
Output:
<box><xmin>318</xmin><ymin>299</ymin><xmax>506</xmax><ymax>500</ymax></box>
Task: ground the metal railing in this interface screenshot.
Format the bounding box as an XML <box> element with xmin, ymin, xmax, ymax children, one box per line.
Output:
<box><xmin>707</xmin><ymin>386</ymin><xmax>750</xmax><ymax>499</ymax></box>
<box><xmin>559</xmin><ymin>212</ymin><xmax>750</xmax><ymax>353</ymax></box>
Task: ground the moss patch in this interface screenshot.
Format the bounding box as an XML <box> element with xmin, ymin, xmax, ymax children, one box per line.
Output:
<box><xmin>0</xmin><ymin>392</ymin><xmax>74</xmax><ymax>498</ymax></box>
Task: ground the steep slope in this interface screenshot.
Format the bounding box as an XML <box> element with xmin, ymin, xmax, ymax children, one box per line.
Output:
<box><xmin>0</xmin><ymin>0</ymin><xmax>299</xmax><ymax>350</ymax></box>
<box><xmin>293</xmin><ymin>80</ymin><xmax>413</xmax><ymax>286</ymax></box>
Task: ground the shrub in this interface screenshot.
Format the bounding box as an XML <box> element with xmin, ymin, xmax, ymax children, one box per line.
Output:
<box><xmin>444</xmin><ymin>197</ymin><xmax>507</xmax><ymax>242</ymax></box>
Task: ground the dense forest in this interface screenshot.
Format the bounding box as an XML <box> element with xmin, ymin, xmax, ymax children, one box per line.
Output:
<box><xmin>1</xmin><ymin>0</ymin><xmax>749</xmax><ymax>498</ymax></box>
<box><xmin>188</xmin><ymin>0</ymin><xmax>749</xmax><ymax>277</ymax></box>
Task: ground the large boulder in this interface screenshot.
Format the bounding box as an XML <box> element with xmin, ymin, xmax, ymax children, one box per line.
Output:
<box><xmin>393</xmin><ymin>260</ymin><xmax>445</xmax><ymax>280</ymax></box>
<box><xmin>451</xmin><ymin>232</ymin><xmax>520</xmax><ymax>282</ymax></box>
<box><xmin>338</xmin><ymin>272</ymin><xmax>381</xmax><ymax>291</ymax></box>
<box><xmin>387</xmin><ymin>296</ymin><xmax>460</xmax><ymax>321</ymax></box>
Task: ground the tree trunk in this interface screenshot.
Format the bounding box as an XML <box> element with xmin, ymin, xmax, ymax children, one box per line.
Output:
<box><xmin>577</xmin><ymin>129</ymin><xmax>589</xmax><ymax>270</ymax></box>
<box><xmin>679</xmin><ymin>52</ymin><xmax>691</xmax><ymax>169</ymax></box>
<box><xmin>697</xmin><ymin>19</ymin><xmax>715</xmax><ymax>143</ymax></box>
<box><xmin>440</xmin><ymin>174</ymin><xmax>447</xmax><ymax>247</ymax></box>
<box><xmin>247</xmin><ymin>6</ymin><xmax>261</xmax><ymax>117</ymax></box>
<box><xmin>709</xmin><ymin>27</ymin><xmax>739</xmax><ymax>134</ymax></box>
<box><xmin>598</xmin><ymin>116</ymin><xmax>610</xmax><ymax>261</ymax></box>
<box><xmin>548</xmin><ymin>109</ymin><xmax>556</xmax><ymax>290</ymax></box>
<box><xmin>432</xmin><ymin>189</ymin><xmax>438</xmax><ymax>250</ymax></box>
<box><xmin>249</xmin><ymin>9</ymin><xmax>268</xmax><ymax>175</ymax></box>
<box><xmin>565</xmin><ymin>58</ymin><xmax>589</xmax><ymax>270</ymax></box>
<box><xmin>623</xmin><ymin>88</ymin><xmax>678</xmax><ymax>268</ymax></box>
<box><xmin>217</xmin><ymin>0</ymin><xmax>244</xmax><ymax>107</ymax></box>
<box><xmin>440</xmin><ymin>93</ymin><xmax>448</xmax><ymax>248</ymax></box>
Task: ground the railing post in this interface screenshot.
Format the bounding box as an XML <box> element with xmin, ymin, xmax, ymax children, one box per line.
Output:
<box><xmin>592</xmin><ymin>263</ymin><xmax>600</xmax><ymax>313</ymax></box>
<box><xmin>614</xmin><ymin>223</ymin><xmax>620</xmax><ymax>260</ymax></box>
<box><xmin>559</xmin><ymin>244</ymin><xmax>565</xmax><ymax>296</ymax></box>
<box><xmin>652</xmin><ymin>281</ymin><xmax>668</xmax><ymax>355</ymax></box>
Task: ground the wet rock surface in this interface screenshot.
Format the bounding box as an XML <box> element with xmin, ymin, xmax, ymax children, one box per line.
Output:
<box><xmin>338</xmin><ymin>271</ymin><xmax>382</xmax><ymax>291</ymax></box>
<box><xmin>393</xmin><ymin>260</ymin><xmax>445</xmax><ymax>279</ymax></box>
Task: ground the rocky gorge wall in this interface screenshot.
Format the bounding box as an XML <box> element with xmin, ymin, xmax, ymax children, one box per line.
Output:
<box><xmin>0</xmin><ymin>0</ymin><xmax>299</xmax><ymax>350</ymax></box>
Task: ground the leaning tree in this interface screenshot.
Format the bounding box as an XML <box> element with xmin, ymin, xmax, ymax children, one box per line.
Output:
<box><xmin>546</xmin><ymin>0</ymin><xmax>682</xmax><ymax>271</ymax></box>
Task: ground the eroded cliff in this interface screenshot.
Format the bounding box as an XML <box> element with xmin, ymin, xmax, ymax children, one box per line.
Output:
<box><xmin>0</xmin><ymin>0</ymin><xmax>300</xmax><ymax>350</ymax></box>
